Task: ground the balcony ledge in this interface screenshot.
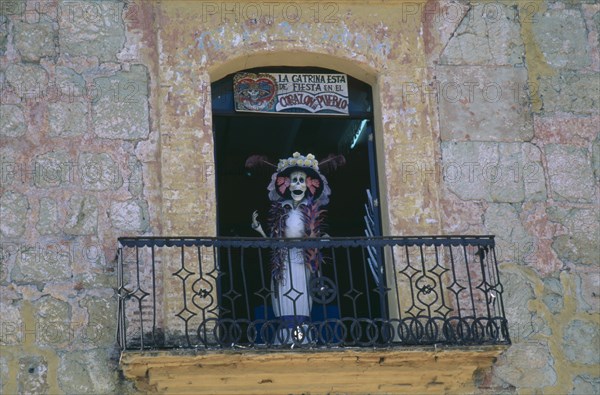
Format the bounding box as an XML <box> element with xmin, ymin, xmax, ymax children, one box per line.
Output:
<box><xmin>120</xmin><ymin>345</ymin><xmax>508</xmax><ymax>394</ymax></box>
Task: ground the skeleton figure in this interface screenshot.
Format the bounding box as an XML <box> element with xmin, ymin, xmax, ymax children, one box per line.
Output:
<box><xmin>251</xmin><ymin>152</ymin><xmax>331</xmax><ymax>344</ymax></box>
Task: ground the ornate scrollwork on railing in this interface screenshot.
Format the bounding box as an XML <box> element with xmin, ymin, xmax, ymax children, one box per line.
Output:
<box><xmin>117</xmin><ymin>236</ymin><xmax>510</xmax><ymax>350</ymax></box>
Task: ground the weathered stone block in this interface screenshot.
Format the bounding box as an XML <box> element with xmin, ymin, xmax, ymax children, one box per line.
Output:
<box><xmin>534</xmin><ymin>115</ymin><xmax>599</xmax><ymax>146</ymax></box>
<box><xmin>521</xmin><ymin>143</ymin><xmax>547</xmax><ymax>201</ymax></box>
<box><xmin>36</xmin><ymin>197</ymin><xmax>59</xmax><ymax>235</ymax></box>
<box><xmin>542</xmin><ymin>277</ymin><xmax>563</xmax><ymax>314</ymax></box>
<box><xmin>78</xmin><ymin>152</ymin><xmax>122</xmax><ymax>191</ymax></box>
<box><xmin>486</xmin><ymin>204</ymin><xmax>534</xmax><ymax>266</ymax></box>
<box><xmin>437</xmin><ymin>66</ymin><xmax>533</xmax><ymax>141</ymax></box>
<box><xmin>0</xmin><ymin>104</ymin><xmax>26</xmax><ymax>137</ymax></box>
<box><xmin>63</xmin><ymin>195</ymin><xmax>98</xmax><ymax>235</ymax></box>
<box><xmin>18</xmin><ymin>356</ymin><xmax>49</xmax><ymax>395</ymax></box>
<box><xmin>127</xmin><ymin>155</ymin><xmax>143</xmax><ymax>197</ymax></box>
<box><xmin>0</xmin><ymin>16</ymin><xmax>7</xmax><ymax>55</ymax></box>
<box><xmin>48</xmin><ymin>100</ymin><xmax>88</xmax><ymax>137</ymax></box>
<box><xmin>440</xmin><ymin>3</ymin><xmax>524</xmax><ymax>66</ymax></box>
<box><xmin>547</xmin><ymin>206</ymin><xmax>599</xmax><ymax>266</ymax></box>
<box><xmin>532</xmin><ymin>8</ymin><xmax>591</xmax><ymax>69</ymax></box>
<box><xmin>595</xmin><ymin>10</ymin><xmax>600</xmax><ymax>50</ymax></box>
<box><xmin>545</xmin><ymin>144</ymin><xmax>594</xmax><ymax>202</ymax></box>
<box><xmin>33</xmin><ymin>151</ymin><xmax>72</xmax><ymax>188</ymax></box>
<box><xmin>5</xmin><ymin>63</ymin><xmax>49</xmax><ymax>99</ymax></box>
<box><xmin>0</xmin><ymin>0</ymin><xmax>25</xmax><ymax>17</ymax></box>
<box><xmin>563</xmin><ymin>319</ymin><xmax>600</xmax><ymax>365</ymax></box>
<box><xmin>14</xmin><ymin>21</ymin><xmax>56</xmax><ymax>61</ymax></box>
<box><xmin>540</xmin><ymin>72</ymin><xmax>600</xmax><ymax>114</ymax></box>
<box><xmin>593</xmin><ymin>134</ymin><xmax>600</xmax><ymax>181</ymax></box>
<box><xmin>0</xmin><ymin>301</ymin><xmax>22</xmax><ymax>345</ymax></box>
<box><xmin>501</xmin><ymin>270</ymin><xmax>536</xmax><ymax>341</ymax></box>
<box><xmin>54</xmin><ymin>66</ymin><xmax>86</xmax><ymax>98</ymax></box>
<box><xmin>80</xmin><ymin>296</ymin><xmax>117</xmax><ymax>347</ymax></box>
<box><xmin>34</xmin><ymin>296</ymin><xmax>72</xmax><ymax>347</ymax></box>
<box><xmin>13</xmin><ymin>242</ymin><xmax>72</xmax><ymax>282</ymax></box>
<box><xmin>58</xmin><ymin>350</ymin><xmax>117</xmax><ymax>394</ymax></box>
<box><xmin>441</xmin><ymin>142</ymin><xmax>546</xmax><ymax>203</ymax></box>
<box><xmin>109</xmin><ymin>199</ymin><xmax>149</xmax><ymax>232</ymax></box>
<box><xmin>571</xmin><ymin>375</ymin><xmax>600</xmax><ymax>395</ymax></box>
<box><xmin>575</xmin><ymin>271</ymin><xmax>600</xmax><ymax>314</ymax></box>
<box><xmin>0</xmin><ymin>248</ymin><xmax>7</xmax><ymax>282</ymax></box>
<box><xmin>494</xmin><ymin>341</ymin><xmax>556</xmax><ymax>388</ymax></box>
<box><xmin>58</xmin><ymin>0</ymin><xmax>125</xmax><ymax>61</ymax></box>
<box><xmin>0</xmin><ymin>355</ymin><xmax>8</xmax><ymax>394</ymax></box>
<box><xmin>92</xmin><ymin>65</ymin><xmax>150</xmax><ymax>140</ymax></box>
<box><xmin>0</xmin><ymin>191</ymin><xmax>30</xmax><ymax>238</ymax></box>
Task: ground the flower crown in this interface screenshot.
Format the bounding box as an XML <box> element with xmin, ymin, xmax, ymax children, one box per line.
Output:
<box><xmin>277</xmin><ymin>152</ymin><xmax>319</xmax><ymax>172</ymax></box>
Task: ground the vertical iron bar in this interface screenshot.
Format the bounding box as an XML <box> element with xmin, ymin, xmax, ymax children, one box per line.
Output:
<box><xmin>390</xmin><ymin>245</ymin><xmax>402</xmax><ymax>320</ymax></box>
<box><xmin>197</xmin><ymin>245</ymin><xmax>208</xmax><ymax>348</ymax></box>
<box><xmin>448</xmin><ymin>246</ymin><xmax>462</xmax><ymax>319</ymax></box>
<box><xmin>478</xmin><ymin>246</ymin><xmax>492</xmax><ymax>320</ymax></box>
<box><xmin>239</xmin><ymin>247</ymin><xmax>252</xmax><ymax>325</ymax></box>
<box><xmin>320</xmin><ymin>249</ymin><xmax>330</xmax><ymax>322</ymax></box>
<box><xmin>117</xmin><ymin>246</ymin><xmax>126</xmax><ymax>350</ymax></box>
<box><xmin>135</xmin><ymin>246</ymin><xmax>144</xmax><ymax>350</ymax></box>
<box><xmin>331</xmin><ymin>247</ymin><xmax>343</xmax><ymax>324</ymax></box>
<box><xmin>360</xmin><ymin>246</ymin><xmax>373</xmax><ymax>319</ymax></box>
<box><xmin>404</xmin><ymin>245</ymin><xmax>418</xmax><ymax>316</ymax></box>
<box><xmin>345</xmin><ymin>247</ymin><xmax>358</xmax><ymax>318</ymax></box>
<box><xmin>181</xmin><ymin>246</ymin><xmax>191</xmax><ymax>347</ymax></box>
<box><xmin>151</xmin><ymin>246</ymin><xmax>157</xmax><ymax>347</ymax></box>
<box><xmin>462</xmin><ymin>243</ymin><xmax>477</xmax><ymax>318</ymax></box>
<box><xmin>226</xmin><ymin>247</ymin><xmax>236</xmax><ymax>320</ymax></box>
<box><xmin>433</xmin><ymin>245</ymin><xmax>448</xmax><ymax>317</ymax></box>
<box><xmin>418</xmin><ymin>245</ymin><xmax>431</xmax><ymax>317</ymax></box>
<box><xmin>485</xmin><ymin>246</ymin><xmax>497</xmax><ymax>314</ymax></box>
<box><xmin>287</xmin><ymin>247</ymin><xmax>296</xmax><ymax>319</ymax></box>
<box><xmin>257</xmin><ymin>247</ymin><xmax>268</xmax><ymax>322</ymax></box>
<box><xmin>491</xmin><ymin>243</ymin><xmax>510</xmax><ymax>343</ymax></box>
<box><xmin>377</xmin><ymin>244</ymin><xmax>387</xmax><ymax>321</ymax></box>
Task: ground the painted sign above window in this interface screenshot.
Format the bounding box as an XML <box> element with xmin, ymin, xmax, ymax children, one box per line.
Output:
<box><xmin>233</xmin><ymin>72</ymin><xmax>349</xmax><ymax>115</ymax></box>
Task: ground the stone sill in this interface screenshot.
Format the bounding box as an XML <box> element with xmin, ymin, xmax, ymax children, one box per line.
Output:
<box><xmin>120</xmin><ymin>345</ymin><xmax>508</xmax><ymax>394</ymax></box>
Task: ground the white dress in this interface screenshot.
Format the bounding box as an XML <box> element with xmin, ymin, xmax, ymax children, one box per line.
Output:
<box><xmin>271</xmin><ymin>202</ymin><xmax>312</xmax><ymax>341</ymax></box>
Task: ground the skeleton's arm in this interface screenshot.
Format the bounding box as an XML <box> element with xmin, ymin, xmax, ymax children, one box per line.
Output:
<box><xmin>251</xmin><ymin>210</ymin><xmax>267</xmax><ymax>238</ymax></box>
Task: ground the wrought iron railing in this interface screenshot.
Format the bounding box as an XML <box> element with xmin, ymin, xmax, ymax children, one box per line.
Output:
<box><xmin>117</xmin><ymin>236</ymin><xmax>510</xmax><ymax>350</ymax></box>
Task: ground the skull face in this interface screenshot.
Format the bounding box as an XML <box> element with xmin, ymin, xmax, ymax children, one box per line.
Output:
<box><xmin>289</xmin><ymin>171</ymin><xmax>307</xmax><ymax>202</ymax></box>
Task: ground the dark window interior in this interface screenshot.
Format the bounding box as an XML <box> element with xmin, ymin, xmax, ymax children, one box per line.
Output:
<box><xmin>212</xmin><ymin>67</ymin><xmax>377</xmax><ymax>238</ymax></box>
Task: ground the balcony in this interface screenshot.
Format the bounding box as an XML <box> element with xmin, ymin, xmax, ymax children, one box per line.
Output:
<box><xmin>117</xmin><ymin>235</ymin><xmax>510</xmax><ymax>393</ymax></box>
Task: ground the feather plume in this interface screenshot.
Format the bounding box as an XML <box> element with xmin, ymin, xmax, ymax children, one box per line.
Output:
<box><xmin>245</xmin><ymin>155</ymin><xmax>276</xmax><ymax>169</ymax></box>
<box><xmin>301</xmin><ymin>198</ymin><xmax>327</xmax><ymax>272</ymax></box>
<box><xmin>318</xmin><ymin>154</ymin><xmax>346</xmax><ymax>173</ymax></box>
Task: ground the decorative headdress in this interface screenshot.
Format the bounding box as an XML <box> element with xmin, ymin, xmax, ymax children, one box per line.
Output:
<box><xmin>273</xmin><ymin>152</ymin><xmax>323</xmax><ymax>195</ymax></box>
<box><xmin>246</xmin><ymin>152</ymin><xmax>345</xmax><ymax>206</ymax></box>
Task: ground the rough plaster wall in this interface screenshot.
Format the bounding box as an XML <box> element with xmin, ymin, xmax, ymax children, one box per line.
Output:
<box><xmin>0</xmin><ymin>0</ymin><xmax>598</xmax><ymax>394</ymax></box>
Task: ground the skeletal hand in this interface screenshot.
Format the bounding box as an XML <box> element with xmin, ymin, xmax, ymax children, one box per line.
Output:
<box><xmin>251</xmin><ymin>210</ymin><xmax>267</xmax><ymax>237</ymax></box>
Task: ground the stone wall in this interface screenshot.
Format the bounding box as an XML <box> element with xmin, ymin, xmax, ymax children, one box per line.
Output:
<box><xmin>0</xmin><ymin>0</ymin><xmax>158</xmax><ymax>393</ymax></box>
<box><xmin>435</xmin><ymin>2</ymin><xmax>599</xmax><ymax>394</ymax></box>
<box><xmin>0</xmin><ymin>0</ymin><xmax>598</xmax><ymax>394</ymax></box>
